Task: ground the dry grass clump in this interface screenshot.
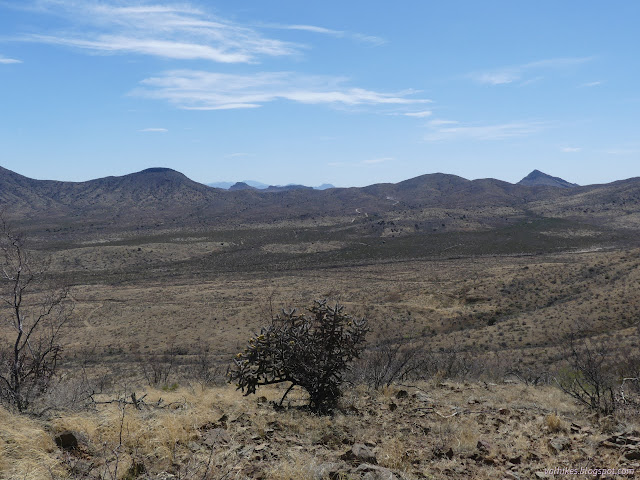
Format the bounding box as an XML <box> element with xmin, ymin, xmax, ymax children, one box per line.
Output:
<box><xmin>377</xmin><ymin>436</ymin><xmax>417</xmax><ymax>471</ymax></box>
<box><xmin>0</xmin><ymin>406</ymin><xmax>64</xmax><ymax>480</ymax></box>
<box><xmin>265</xmin><ymin>453</ymin><xmax>323</xmax><ymax>480</ymax></box>
<box><xmin>544</xmin><ymin>413</ymin><xmax>566</xmax><ymax>433</ymax></box>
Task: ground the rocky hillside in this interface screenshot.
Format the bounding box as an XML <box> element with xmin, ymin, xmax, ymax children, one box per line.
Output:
<box><xmin>1</xmin><ymin>382</ymin><xmax>638</xmax><ymax>479</ymax></box>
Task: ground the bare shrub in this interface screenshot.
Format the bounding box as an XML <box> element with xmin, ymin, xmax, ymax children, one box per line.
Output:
<box><xmin>189</xmin><ymin>343</ymin><xmax>225</xmax><ymax>387</ymax></box>
<box><xmin>137</xmin><ymin>347</ymin><xmax>178</xmax><ymax>388</ymax></box>
<box><xmin>355</xmin><ymin>337</ymin><xmax>427</xmax><ymax>389</ymax></box>
<box><xmin>0</xmin><ymin>216</ymin><xmax>72</xmax><ymax>412</ymax></box>
<box><xmin>229</xmin><ymin>299</ymin><xmax>368</xmax><ymax>413</ymax></box>
<box><xmin>555</xmin><ymin>333</ymin><xmax>616</xmax><ymax>414</ymax></box>
<box><xmin>426</xmin><ymin>348</ymin><xmax>475</xmax><ymax>381</ymax></box>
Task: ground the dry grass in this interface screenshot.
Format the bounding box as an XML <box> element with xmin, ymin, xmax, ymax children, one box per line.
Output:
<box><xmin>2</xmin><ymin>380</ymin><xmax>639</xmax><ymax>479</ymax></box>
<box><xmin>0</xmin><ymin>406</ymin><xmax>64</xmax><ymax>479</ymax></box>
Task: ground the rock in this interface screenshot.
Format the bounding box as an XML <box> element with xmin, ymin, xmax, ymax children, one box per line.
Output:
<box><xmin>54</xmin><ymin>431</ymin><xmax>78</xmax><ymax>450</ymax></box>
<box><xmin>624</xmin><ymin>446</ymin><xmax>640</xmax><ymax>460</ymax></box>
<box><xmin>499</xmin><ymin>408</ymin><xmax>510</xmax><ymax>415</ymax></box>
<box><xmin>395</xmin><ymin>390</ymin><xmax>408</xmax><ymax>399</ymax></box>
<box><xmin>203</xmin><ymin>428</ymin><xmax>231</xmax><ymax>446</ymax></box>
<box><xmin>154</xmin><ymin>473</ymin><xmax>177</xmax><ymax>480</ymax></box>
<box><xmin>416</xmin><ymin>392</ymin><xmax>430</xmax><ymax>403</ymax></box>
<box><xmin>477</xmin><ymin>440</ymin><xmax>492</xmax><ymax>453</ymax></box>
<box><xmin>389</xmin><ymin>402</ymin><xmax>397</xmax><ymax>412</ymax></box>
<box><xmin>601</xmin><ymin>440</ymin><xmax>619</xmax><ymax>448</ymax></box>
<box><xmin>239</xmin><ymin>446</ymin><xmax>254</xmax><ymax>457</ymax></box>
<box><xmin>341</xmin><ymin>443</ymin><xmax>377</xmax><ymax>464</ymax></box>
<box><xmin>257</xmin><ymin>396</ymin><xmax>268</xmax><ymax>403</ymax></box>
<box><xmin>570</xmin><ymin>422</ymin><xmax>583</xmax><ymax>433</ymax></box>
<box><xmin>311</xmin><ymin>462</ymin><xmax>344</xmax><ymax>480</ymax></box>
<box><xmin>355</xmin><ymin>464</ymin><xmax>399</xmax><ymax>480</ymax></box>
<box><xmin>215</xmin><ymin>414</ymin><xmax>228</xmax><ymax>428</ymax></box>
<box><xmin>548</xmin><ymin>436</ymin><xmax>571</xmax><ymax>454</ymax></box>
<box><xmin>508</xmin><ymin>454</ymin><xmax>522</xmax><ymax>464</ymax></box>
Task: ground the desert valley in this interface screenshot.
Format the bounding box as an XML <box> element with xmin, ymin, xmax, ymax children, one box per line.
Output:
<box><xmin>2</xmin><ymin>166</ymin><xmax>640</xmax><ymax>479</ymax></box>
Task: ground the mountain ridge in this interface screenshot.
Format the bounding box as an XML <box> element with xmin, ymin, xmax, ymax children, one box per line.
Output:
<box><xmin>1</xmin><ymin>166</ymin><xmax>638</xmax><ymax>237</ymax></box>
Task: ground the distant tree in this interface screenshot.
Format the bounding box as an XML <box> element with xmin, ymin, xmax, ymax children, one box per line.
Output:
<box><xmin>0</xmin><ymin>215</ymin><xmax>72</xmax><ymax>412</ymax></box>
<box><xmin>229</xmin><ymin>300</ymin><xmax>368</xmax><ymax>413</ymax></box>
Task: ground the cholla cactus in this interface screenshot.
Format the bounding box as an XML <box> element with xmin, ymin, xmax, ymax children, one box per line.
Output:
<box><xmin>229</xmin><ymin>300</ymin><xmax>368</xmax><ymax>413</ymax></box>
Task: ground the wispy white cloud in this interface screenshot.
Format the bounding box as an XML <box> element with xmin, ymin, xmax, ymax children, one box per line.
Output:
<box><xmin>579</xmin><ymin>81</ymin><xmax>602</xmax><ymax>88</ymax></box>
<box><xmin>15</xmin><ymin>1</ymin><xmax>297</xmax><ymax>63</ymax></box>
<box><xmin>426</xmin><ymin>121</ymin><xmax>546</xmax><ymax>141</ymax></box>
<box><xmin>225</xmin><ymin>152</ymin><xmax>251</xmax><ymax>158</ymax></box>
<box><xmin>269</xmin><ymin>23</ymin><xmax>386</xmax><ymax>46</ymax></box>
<box><xmin>351</xmin><ymin>33</ymin><xmax>386</xmax><ymax>46</ymax></box>
<box><xmin>282</xmin><ymin>24</ymin><xmax>340</xmax><ymax>35</ymax></box>
<box><xmin>603</xmin><ymin>147</ymin><xmax>639</xmax><ymax>155</ymax></box>
<box><xmin>474</xmin><ymin>71</ymin><xmax>519</xmax><ymax>86</ymax></box>
<box><xmin>139</xmin><ymin>127</ymin><xmax>168</xmax><ymax>132</ymax></box>
<box><xmin>361</xmin><ymin>157</ymin><xmax>392</xmax><ymax>165</ymax></box>
<box><xmin>469</xmin><ymin>57</ymin><xmax>592</xmax><ymax>86</ymax></box>
<box><xmin>133</xmin><ymin>70</ymin><xmax>430</xmax><ymax>110</ymax></box>
<box><xmin>403</xmin><ymin>110</ymin><xmax>432</xmax><ymax>118</ymax></box>
<box><xmin>0</xmin><ymin>55</ymin><xmax>22</xmax><ymax>64</ymax></box>
<box><xmin>561</xmin><ymin>147</ymin><xmax>581</xmax><ymax>152</ymax></box>
<box><xmin>428</xmin><ymin>119</ymin><xmax>458</xmax><ymax>126</ymax></box>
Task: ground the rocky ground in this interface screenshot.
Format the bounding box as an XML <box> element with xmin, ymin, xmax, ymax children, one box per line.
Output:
<box><xmin>2</xmin><ymin>380</ymin><xmax>640</xmax><ymax>479</ymax></box>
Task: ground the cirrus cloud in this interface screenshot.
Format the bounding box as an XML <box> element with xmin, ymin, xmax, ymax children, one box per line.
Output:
<box><xmin>15</xmin><ymin>0</ymin><xmax>298</xmax><ymax>63</ymax></box>
<box><xmin>0</xmin><ymin>55</ymin><xmax>22</xmax><ymax>64</ymax></box>
<box><xmin>139</xmin><ymin>127</ymin><xmax>168</xmax><ymax>132</ymax></box>
<box><xmin>469</xmin><ymin>57</ymin><xmax>592</xmax><ymax>86</ymax></box>
<box><xmin>426</xmin><ymin>120</ymin><xmax>547</xmax><ymax>142</ymax></box>
<box><xmin>133</xmin><ymin>70</ymin><xmax>431</xmax><ymax>110</ymax></box>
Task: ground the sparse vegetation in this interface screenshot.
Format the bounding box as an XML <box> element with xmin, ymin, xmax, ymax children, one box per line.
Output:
<box><xmin>2</xmin><ymin>167</ymin><xmax>640</xmax><ymax>477</ymax></box>
<box><xmin>229</xmin><ymin>300</ymin><xmax>368</xmax><ymax>413</ymax></box>
<box><xmin>0</xmin><ymin>216</ymin><xmax>71</xmax><ymax>413</ymax></box>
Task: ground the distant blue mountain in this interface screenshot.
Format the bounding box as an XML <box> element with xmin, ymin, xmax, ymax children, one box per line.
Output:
<box><xmin>207</xmin><ymin>181</ymin><xmax>235</xmax><ymax>189</ymax></box>
<box><xmin>208</xmin><ymin>180</ymin><xmax>335</xmax><ymax>190</ymax></box>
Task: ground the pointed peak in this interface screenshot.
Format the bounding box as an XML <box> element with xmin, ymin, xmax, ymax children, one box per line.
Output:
<box><xmin>518</xmin><ymin>170</ymin><xmax>578</xmax><ymax>188</ymax></box>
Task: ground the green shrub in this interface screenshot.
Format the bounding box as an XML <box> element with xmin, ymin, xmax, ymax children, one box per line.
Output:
<box><xmin>229</xmin><ymin>300</ymin><xmax>368</xmax><ymax>413</ymax></box>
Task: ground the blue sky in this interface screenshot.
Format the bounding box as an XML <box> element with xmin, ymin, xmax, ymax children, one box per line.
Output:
<box><xmin>1</xmin><ymin>1</ymin><xmax>639</xmax><ymax>187</ymax></box>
